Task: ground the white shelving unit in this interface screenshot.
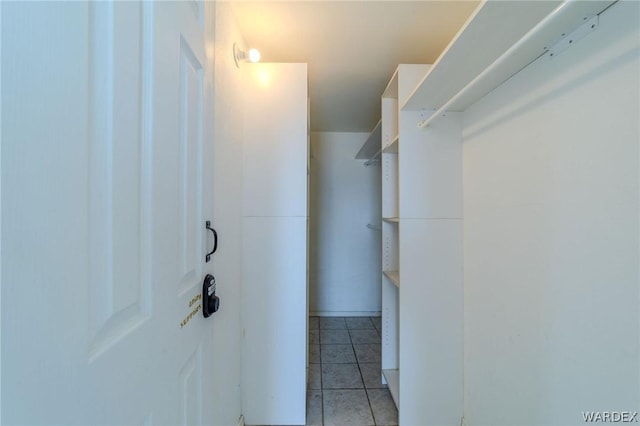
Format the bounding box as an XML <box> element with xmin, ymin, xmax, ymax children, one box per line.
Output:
<box><xmin>379</xmin><ymin>2</ymin><xmax>617</xmax><ymax>424</ymax></box>
<box><xmin>380</xmin><ymin>67</ymin><xmax>399</xmax><ymax>404</ymax></box>
<box><xmin>380</xmin><ymin>64</ymin><xmax>430</xmax><ymax>412</ymax></box>
<box><xmin>380</xmin><ymin>62</ymin><xmax>464</xmax><ymax>425</ymax></box>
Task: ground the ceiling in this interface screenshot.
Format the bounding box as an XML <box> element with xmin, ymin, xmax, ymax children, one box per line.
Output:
<box><xmin>232</xmin><ymin>1</ymin><xmax>480</xmax><ymax>133</ymax></box>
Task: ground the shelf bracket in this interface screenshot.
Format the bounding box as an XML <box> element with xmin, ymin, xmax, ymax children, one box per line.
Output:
<box><xmin>547</xmin><ymin>15</ymin><xmax>598</xmax><ymax>58</ymax></box>
<box><xmin>417</xmin><ymin>109</ymin><xmax>437</xmax><ymax>129</ymax></box>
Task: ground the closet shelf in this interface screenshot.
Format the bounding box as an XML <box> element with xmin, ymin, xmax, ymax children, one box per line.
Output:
<box><xmin>356</xmin><ymin>120</ymin><xmax>382</xmax><ymax>160</ymax></box>
<box><xmin>382</xmin><ymin>135</ymin><xmax>399</xmax><ymax>153</ymax></box>
<box><xmin>382</xmin><ymin>217</ymin><xmax>399</xmax><ymax>223</ymax></box>
<box><xmin>383</xmin><ymin>270</ymin><xmax>400</xmax><ymax>288</ymax></box>
<box><xmin>382</xmin><ymin>69</ymin><xmax>399</xmax><ymax>98</ymax></box>
<box><xmin>402</xmin><ymin>1</ymin><xmax>614</xmax><ymax>116</ymax></box>
<box><xmin>382</xmin><ymin>369</ymin><xmax>399</xmax><ymax>408</ymax></box>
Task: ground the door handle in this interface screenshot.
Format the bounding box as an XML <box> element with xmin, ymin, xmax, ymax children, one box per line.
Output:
<box><xmin>205</xmin><ymin>221</ymin><xmax>218</xmax><ymax>262</ymax></box>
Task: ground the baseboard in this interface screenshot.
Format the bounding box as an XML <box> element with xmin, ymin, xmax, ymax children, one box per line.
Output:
<box><xmin>310</xmin><ymin>310</ymin><xmax>381</xmax><ymax>317</ymax></box>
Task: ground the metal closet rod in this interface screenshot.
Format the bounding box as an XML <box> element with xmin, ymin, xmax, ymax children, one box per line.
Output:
<box><xmin>418</xmin><ymin>0</ymin><xmax>573</xmax><ymax>129</ymax></box>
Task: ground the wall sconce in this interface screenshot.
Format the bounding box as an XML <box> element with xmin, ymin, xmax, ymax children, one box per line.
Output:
<box><xmin>233</xmin><ymin>42</ymin><xmax>261</xmax><ymax>68</ymax></box>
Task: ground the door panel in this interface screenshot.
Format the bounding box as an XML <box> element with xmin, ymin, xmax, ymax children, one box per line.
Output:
<box><xmin>179</xmin><ymin>344</ymin><xmax>204</xmax><ymax>426</ymax></box>
<box><xmin>88</xmin><ymin>0</ymin><xmax>151</xmax><ymax>362</ymax></box>
<box><xmin>177</xmin><ymin>36</ymin><xmax>204</xmax><ymax>295</ymax></box>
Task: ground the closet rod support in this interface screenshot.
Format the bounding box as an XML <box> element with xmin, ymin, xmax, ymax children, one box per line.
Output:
<box><xmin>417</xmin><ymin>0</ymin><xmax>588</xmax><ymax>129</ymax></box>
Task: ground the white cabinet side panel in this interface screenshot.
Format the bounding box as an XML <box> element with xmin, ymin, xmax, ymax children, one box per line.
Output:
<box><xmin>242</xmin><ymin>217</ymin><xmax>307</xmax><ymax>425</ymax></box>
<box><xmin>399</xmin><ymin>111</ymin><xmax>462</xmax><ymax>219</ymax></box>
<box><xmin>243</xmin><ymin>63</ymin><xmax>308</xmax><ymax>218</ymax></box>
<box><xmin>381</xmin><ymin>278</ymin><xmax>399</xmax><ymax>371</ymax></box>
<box><xmin>399</xmin><ymin>219</ymin><xmax>463</xmax><ymax>426</ymax></box>
<box><xmin>381</xmin><ymin>98</ymin><xmax>398</xmax><ymax>148</ymax></box>
<box><xmin>382</xmin><ymin>153</ymin><xmax>399</xmax><ymax>219</ymax></box>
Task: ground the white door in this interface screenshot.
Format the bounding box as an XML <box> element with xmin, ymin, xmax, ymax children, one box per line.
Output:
<box><xmin>1</xmin><ymin>1</ymin><xmax>215</xmax><ymax>424</ymax></box>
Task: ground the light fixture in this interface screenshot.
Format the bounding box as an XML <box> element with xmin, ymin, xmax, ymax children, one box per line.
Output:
<box><xmin>233</xmin><ymin>42</ymin><xmax>261</xmax><ymax>68</ymax></box>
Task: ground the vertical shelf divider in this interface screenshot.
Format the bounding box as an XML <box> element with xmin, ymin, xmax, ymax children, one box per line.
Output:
<box><xmin>380</xmin><ymin>64</ymin><xmax>431</xmax><ymax>413</ymax></box>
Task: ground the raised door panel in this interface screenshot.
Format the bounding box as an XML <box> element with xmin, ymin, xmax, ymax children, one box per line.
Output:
<box><xmin>176</xmin><ymin>34</ymin><xmax>205</xmax><ymax>295</ymax></box>
<box><xmin>88</xmin><ymin>0</ymin><xmax>152</xmax><ymax>361</ymax></box>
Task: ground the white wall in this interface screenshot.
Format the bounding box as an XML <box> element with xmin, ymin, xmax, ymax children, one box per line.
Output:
<box><xmin>463</xmin><ymin>2</ymin><xmax>639</xmax><ymax>424</ymax></box>
<box><xmin>310</xmin><ymin>132</ymin><xmax>382</xmax><ymax>316</ymax></box>
<box><xmin>210</xmin><ymin>3</ymin><xmax>245</xmax><ymax>424</ymax></box>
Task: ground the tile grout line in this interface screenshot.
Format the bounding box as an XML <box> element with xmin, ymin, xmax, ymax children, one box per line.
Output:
<box><xmin>349</xmin><ymin>324</ymin><xmax>377</xmax><ymax>426</ymax></box>
<box><xmin>316</xmin><ymin>319</ymin><xmax>324</xmax><ymax>426</ymax></box>
<box><xmin>310</xmin><ymin>317</ymin><xmax>322</xmax><ymax>426</ymax></box>
<box><xmin>319</xmin><ymin>325</ymin><xmax>324</xmax><ymax>426</ymax></box>
<box><xmin>368</xmin><ymin>317</ymin><xmax>386</xmax><ymax>426</ymax></box>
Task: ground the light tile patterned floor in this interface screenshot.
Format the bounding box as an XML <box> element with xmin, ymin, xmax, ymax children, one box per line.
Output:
<box><xmin>307</xmin><ymin>316</ymin><xmax>398</xmax><ymax>426</ymax></box>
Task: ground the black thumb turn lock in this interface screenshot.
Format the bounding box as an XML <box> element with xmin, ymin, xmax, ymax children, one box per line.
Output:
<box><xmin>202</xmin><ymin>274</ymin><xmax>220</xmax><ymax>318</ymax></box>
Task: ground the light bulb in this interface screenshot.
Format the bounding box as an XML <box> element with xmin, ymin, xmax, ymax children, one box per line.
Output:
<box><xmin>248</xmin><ymin>48</ymin><xmax>261</xmax><ymax>63</ymax></box>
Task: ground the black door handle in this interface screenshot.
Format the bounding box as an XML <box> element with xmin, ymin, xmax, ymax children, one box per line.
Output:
<box><xmin>206</xmin><ymin>221</ymin><xmax>218</xmax><ymax>262</ymax></box>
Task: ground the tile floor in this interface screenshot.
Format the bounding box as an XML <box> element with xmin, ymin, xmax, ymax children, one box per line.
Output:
<box><xmin>306</xmin><ymin>316</ymin><xmax>398</xmax><ymax>426</ymax></box>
